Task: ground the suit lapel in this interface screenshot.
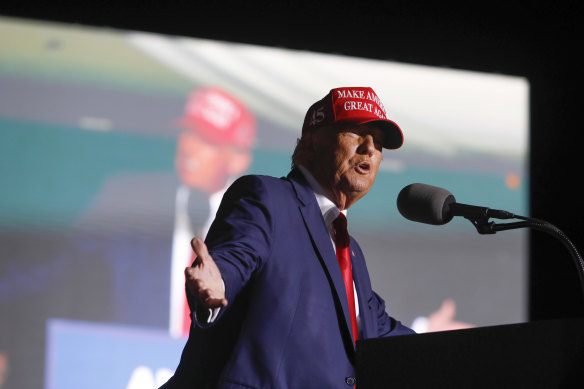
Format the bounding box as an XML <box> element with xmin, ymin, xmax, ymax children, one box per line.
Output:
<box><xmin>286</xmin><ymin>169</ymin><xmax>355</xmax><ymax>347</ymax></box>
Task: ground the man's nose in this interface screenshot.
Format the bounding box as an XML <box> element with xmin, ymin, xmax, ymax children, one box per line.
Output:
<box><xmin>357</xmin><ymin>134</ymin><xmax>376</xmax><ymax>155</ymax></box>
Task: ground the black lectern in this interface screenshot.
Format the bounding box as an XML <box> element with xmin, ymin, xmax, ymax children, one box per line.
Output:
<box><xmin>356</xmin><ymin>319</ymin><xmax>584</xmax><ymax>388</ymax></box>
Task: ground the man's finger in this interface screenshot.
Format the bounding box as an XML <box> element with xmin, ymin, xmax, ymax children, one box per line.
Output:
<box><xmin>204</xmin><ymin>296</ymin><xmax>228</xmax><ymax>309</ymax></box>
<box><xmin>184</xmin><ymin>266</ymin><xmax>197</xmax><ymax>280</ymax></box>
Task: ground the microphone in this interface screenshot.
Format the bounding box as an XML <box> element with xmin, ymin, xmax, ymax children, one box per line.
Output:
<box><xmin>397</xmin><ymin>183</ymin><xmax>515</xmax><ymax>226</ymax></box>
<box><xmin>397</xmin><ymin>183</ymin><xmax>584</xmax><ymax>301</ymax></box>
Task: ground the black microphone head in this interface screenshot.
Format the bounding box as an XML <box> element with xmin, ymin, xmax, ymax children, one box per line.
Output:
<box><xmin>397</xmin><ymin>183</ymin><xmax>456</xmax><ymax>225</ymax></box>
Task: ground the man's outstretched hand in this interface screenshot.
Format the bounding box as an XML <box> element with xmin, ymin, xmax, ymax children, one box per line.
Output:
<box><xmin>185</xmin><ymin>238</ymin><xmax>228</xmax><ymax>309</ymax></box>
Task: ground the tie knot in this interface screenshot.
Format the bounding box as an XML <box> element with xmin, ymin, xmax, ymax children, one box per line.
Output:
<box><xmin>332</xmin><ymin>213</ymin><xmax>349</xmax><ymax>247</ymax></box>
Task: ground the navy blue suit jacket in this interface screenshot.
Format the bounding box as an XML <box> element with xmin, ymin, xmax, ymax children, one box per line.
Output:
<box><xmin>162</xmin><ymin>168</ymin><xmax>414</xmax><ymax>389</ymax></box>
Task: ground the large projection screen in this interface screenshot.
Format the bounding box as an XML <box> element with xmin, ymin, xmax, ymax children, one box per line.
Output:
<box><xmin>0</xmin><ymin>16</ymin><xmax>528</xmax><ymax>389</ymax></box>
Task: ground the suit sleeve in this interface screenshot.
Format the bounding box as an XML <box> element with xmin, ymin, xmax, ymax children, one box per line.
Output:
<box><xmin>369</xmin><ymin>291</ymin><xmax>417</xmax><ymax>337</ymax></box>
<box><xmin>188</xmin><ymin>175</ymin><xmax>275</xmax><ymax>326</ymax></box>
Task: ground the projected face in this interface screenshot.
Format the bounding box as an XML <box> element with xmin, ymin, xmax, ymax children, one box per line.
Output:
<box><xmin>309</xmin><ymin>124</ymin><xmax>384</xmax><ymax>209</ymax></box>
<box><xmin>175</xmin><ymin>131</ymin><xmax>250</xmax><ymax>194</ymax></box>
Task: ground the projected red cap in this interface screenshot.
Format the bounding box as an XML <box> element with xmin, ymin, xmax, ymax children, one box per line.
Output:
<box><xmin>302</xmin><ymin>87</ymin><xmax>403</xmax><ymax>149</ymax></box>
<box><xmin>176</xmin><ymin>87</ymin><xmax>256</xmax><ymax>149</ymax></box>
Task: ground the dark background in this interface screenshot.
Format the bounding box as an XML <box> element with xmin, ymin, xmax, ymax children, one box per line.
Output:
<box><xmin>3</xmin><ymin>1</ymin><xmax>583</xmax><ymax>320</ymax></box>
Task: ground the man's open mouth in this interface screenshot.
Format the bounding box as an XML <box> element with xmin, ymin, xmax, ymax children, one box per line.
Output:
<box><xmin>355</xmin><ymin>161</ymin><xmax>370</xmax><ymax>173</ymax></box>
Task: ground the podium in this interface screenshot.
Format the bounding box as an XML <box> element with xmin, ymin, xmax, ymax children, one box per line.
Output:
<box><xmin>355</xmin><ymin>318</ymin><xmax>584</xmax><ymax>388</ymax></box>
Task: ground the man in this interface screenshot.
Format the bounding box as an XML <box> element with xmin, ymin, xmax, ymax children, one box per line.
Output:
<box><xmin>161</xmin><ymin>87</ymin><xmax>415</xmax><ymax>389</ymax></box>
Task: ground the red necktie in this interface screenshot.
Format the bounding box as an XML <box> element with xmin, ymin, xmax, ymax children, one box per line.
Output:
<box><xmin>332</xmin><ymin>213</ymin><xmax>359</xmax><ymax>345</ymax></box>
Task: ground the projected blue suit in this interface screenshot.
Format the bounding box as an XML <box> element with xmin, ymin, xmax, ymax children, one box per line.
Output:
<box><xmin>162</xmin><ymin>168</ymin><xmax>414</xmax><ymax>389</ymax></box>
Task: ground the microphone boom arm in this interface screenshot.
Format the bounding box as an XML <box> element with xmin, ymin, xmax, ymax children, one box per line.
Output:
<box><xmin>449</xmin><ymin>202</ymin><xmax>516</xmax><ymax>234</ymax></box>
<box><xmin>455</xmin><ymin>206</ymin><xmax>584</xmax><ymax>298</ymax></box>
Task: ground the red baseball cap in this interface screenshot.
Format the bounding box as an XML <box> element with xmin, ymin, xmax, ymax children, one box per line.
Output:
<box><xmin>301</xmin><ymin>87</ymin><xmax>403</xmax><ymax>149</ymax></box>
<box><xmin>176</xmin><ymin>87</ymin><xmax>256</xmax><ymax>149</ymax></box>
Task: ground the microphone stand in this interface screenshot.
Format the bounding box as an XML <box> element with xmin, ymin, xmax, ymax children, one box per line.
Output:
<box><xmin>456</xmin><ymin>207</ymin><xmax>584</xmax><ymax>298</ymax></box>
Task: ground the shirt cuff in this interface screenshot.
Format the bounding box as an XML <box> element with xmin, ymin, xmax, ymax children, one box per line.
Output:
<box><xmin>411</xmin><ymin>316</ymin><xmax>428</xmax><ymax>333</ymax></box>
<box><xmin>195</xmin><ymin>279</ymin><xmax>225</xmax><ymax>324</ymax></box>
<box><xmin>207</xmin><ymin>307</ymin><xmax>221</xmax><ymax>323</ymax></box>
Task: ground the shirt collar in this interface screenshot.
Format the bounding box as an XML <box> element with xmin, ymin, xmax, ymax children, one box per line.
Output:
<box><xmin>297</xmin><ymin>165</ymin><xmax>346</xmax><ymax>228</ymax></box>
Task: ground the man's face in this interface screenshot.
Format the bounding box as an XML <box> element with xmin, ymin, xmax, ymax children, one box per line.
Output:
<box><xmin>175</xmin><ymin>131</ymin><xmax>233</xmax><ymax>194</ymax></box>
<box><xmin>309</xmin><ymin>123</ymin><xmax>384</xmax><ymax>209</ymax></box>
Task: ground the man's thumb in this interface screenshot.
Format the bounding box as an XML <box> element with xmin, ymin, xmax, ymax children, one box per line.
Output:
<box><xmin>191</xmin><ymin>237</ymin><xmax>210</xmax><ymax>264</ymax></box>
<box><xmin>439</xmin><ymin>298</ymin><xmax>456</xmax><ymax>319</ymax></box>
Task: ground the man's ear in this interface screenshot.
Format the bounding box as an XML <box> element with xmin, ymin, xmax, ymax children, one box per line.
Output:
<box><xmin>227</xmin><ymin>149</ymin><xmax>252</xmax><ymax>176</ymax></box>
